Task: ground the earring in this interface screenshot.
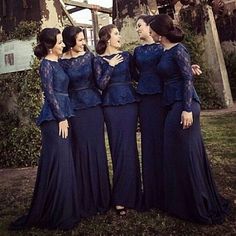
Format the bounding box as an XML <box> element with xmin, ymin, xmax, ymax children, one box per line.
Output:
<box><xmin>158</xmin><ymin>36</ymin><xmax>162</xmax><ymax>42</ymax></box>
<box><xmin>107</xmin><ymin>40</ymin><xmax>110</xmax><ymax>45</ymax></box>
<box><xmin>49</xmin><ymin>49</ymin><xmax>52</xmax><ymax>54</ymax></box>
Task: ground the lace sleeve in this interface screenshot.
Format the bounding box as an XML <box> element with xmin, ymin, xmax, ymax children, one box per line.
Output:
<box><xmin>93</xmin><ymin>56</ymin><xmax>114</xmax><ymax>90</ymax></box>
<box><xmin>175</xmin><ymin>45</ymin><xmax>194</xmax><ymax>112</ymax></box>
<box><xmin>40</xmin><ymin>60</ymin><xmax>65</xmax><ymax>121</ymax></box>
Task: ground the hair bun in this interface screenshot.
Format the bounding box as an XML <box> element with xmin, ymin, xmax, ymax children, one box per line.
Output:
<box><xmin>34</xmin><ymin>43</ymin><xmax>47</xmax><ymax>59</ymax></box>
<box><xmin>166</xmin><ymin>26</ymin><xmax>184</xmax><ymax>43</ymax></box>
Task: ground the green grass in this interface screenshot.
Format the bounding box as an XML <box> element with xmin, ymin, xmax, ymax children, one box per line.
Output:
<box><xmin>0</xmin><ymin>112</ymin><xmax>235</xmax><ymax>236</ymax></box>
<box><xmin>201</xmin><ymin>114</ymin><xmax>236</xmax><ymax>161</ymax></box>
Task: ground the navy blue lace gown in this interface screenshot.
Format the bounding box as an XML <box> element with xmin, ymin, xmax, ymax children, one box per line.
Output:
<box><xmin>133</xmin><ymin>43</ymin><xmax>165</xmax><ymax>210</ymax></box>
<box><xmin>94</xmin><ymin>51</ymin><xmax>142</xmax><ymax>210</ymax></box>
<box><xmin>157</xmin><ymin>43</ymin><xmax>229</xmax><ymax>224</ymax></box>
<box><xmin>10</xmin><ymin>59</ymin><xmax>80</xmax><ymax>230</ymax></box>
<box><xmin>59</xmin><ymin>52</ymin><xmax>111</xmax><ymax>217</ymax></box>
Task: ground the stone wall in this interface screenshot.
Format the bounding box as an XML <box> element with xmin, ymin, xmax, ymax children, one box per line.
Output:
<box><xmin>0</xmin><ymin>0</ymin><xmax>63</xmax><ymax>34</ymax></box>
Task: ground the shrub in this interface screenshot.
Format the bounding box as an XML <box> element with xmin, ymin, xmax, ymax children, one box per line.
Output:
<box><xmin>0</xmin><ymin>59</ymin><xmax>41</xmax><ymax>168</ymax></box>
<box><xmin>0</xmin><ymin>113</ymin><xmax>41</xmax><ymax>167</ymax></box>
<box><xmin>223</xmin><ymin>50</ymin><xmax>236</xmax><ymax>100</ymax></box>
<box><xmin>0</xmin><ymin>20</ymin><xmax>42</xmax><ymax>168</ymax></box>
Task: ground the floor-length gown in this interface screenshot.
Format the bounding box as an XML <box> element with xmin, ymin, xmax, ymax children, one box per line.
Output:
<box><xmin>10</xmin><ymin>59</ymin><xmax>80</xmax><ymax>230</ymax></box>
<box><xmin>157</xmin><ymin>43</ymin><xmax>229</xmax><ymax>224</ymax></box>
<box><xmin>133</xmin><ymin>43</ymin><xmax>166</xmax><ymax>210</ymax></box>
<box><xmin>60</xmin><ymin>52</ymin><xmax>111</xmax><ymax>217</ymax></box>
<box><xmin>94</xmin><ymin>51</ymin><xmax>142</xmax><ymax>210</ymax></box>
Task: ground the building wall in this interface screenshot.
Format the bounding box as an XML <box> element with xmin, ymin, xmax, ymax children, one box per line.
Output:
<box><xmin>0</xmin><ymin>0</ymin><xmax>41</xmax><ymax>33</ymax></box>
<box><xmin>0</xmin><ymin>0</ymin><xmax>64</xmax><ymax>34</ymax></box>
<box><xmin>40</xmin><ymin>0</ymin><xmax>63</xmax><ymax>29</ymax></box>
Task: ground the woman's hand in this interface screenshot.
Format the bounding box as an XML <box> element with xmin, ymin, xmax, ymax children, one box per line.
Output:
<box><xmin>191</xmin><ymin>64</ymin><xmax>202</xmax><ymax>76</ymax></box>
<box><xmin>103</xmin><ymin>54</ymin><xmax>124</xmax><ymax>67</ymax></box>
<box><xmin>180</xmin><ymin>111</ymin><xmax>193</xmax><ymax>129</ymax></box>
<box><xmin>59</xmin><ymin>119</ymin><xmax>69</xmax><ymax>138</ymax></box>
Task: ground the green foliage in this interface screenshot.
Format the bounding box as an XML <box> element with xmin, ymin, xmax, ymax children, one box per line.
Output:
<box><xmin>17</xmin><ymin>58</ymin><xmax>42</xmax><ymax>120</ymax></box>
<box><xmin>223</xmin><ymin>50</ymin><xmax>236</xmax><ymax>100</ymax></box>
<box><xmin>0</xmin><ymin>58</ymin><xmax>42</xmax><ymax>168</ymax></box>
<box><xmin>181</xmin><ymin>23</ymin><xmax>224</xmax><ymax>109</ymax></box>
<box><xmin>0</xmin><ymin>20</ymin><xmax>42</xmax><ymax>168</ymax></box>
<box><xmin>0</xmin><ymin>113</ymin><xmax>41</xmax><ymax>168</ymax></box>
<box><xmin>8</xmin><ymin>21</ymin><xmax>41</xmax><ymax>41</ymax></box>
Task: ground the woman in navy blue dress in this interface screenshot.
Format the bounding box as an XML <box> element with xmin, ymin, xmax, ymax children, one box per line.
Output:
<box><xmin>94</xmin><ymin>24</ymin><xmax>142</xmax><ymax>215</ymax></box>
<box><xmin>149</xmin><ymin>14</ymin><xmax>229</xmax><ymax>224</ymax></box>
<box><xmin>59</xmin><ymin>26</ymin><xmax>111</xmax><ymax>218</ymax></box>
<box><xmin>10</xmin><ymin>28</ymin><xmax>80</xmax><ymax>230</ymax></box>
<box><xmin>133</xmin><ymin>15</ymin><xmax>166</xmax><ymax>210</ymax></box>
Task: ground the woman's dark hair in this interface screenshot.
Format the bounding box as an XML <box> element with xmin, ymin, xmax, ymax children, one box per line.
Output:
<box><xmin>62</xmin><ymin>26</ymin><xmax>85</xmax><ymax>53</ymax></box>
<box><xmin>34</xmin><ymin>28</ymin><xmax>61</xmax><ymax>59</ymax></box>
<box><xmin>96</xmin><ymin>24</ymin><xmax>117</xmax><ymax>55</ymax></box>
<box><xmin>136</xmin><ymin>14</ymin><xmax>155</xmax><ymax>25</ymax></box>
<box><xmin>149</xmin><ymin>14</ymin><xmax>184</xmax><ymax>43</ymax></box>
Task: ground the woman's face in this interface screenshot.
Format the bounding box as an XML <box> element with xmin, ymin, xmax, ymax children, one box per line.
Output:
<box><xmin>136</xmin><ymin>19</ymin><xmax>150</xmax><ymax>40</ymax></box>
<box><xmin>109</xmin><ymin>27</ymin><xmax>122</xmax><ymax>49</ymax></box>
<box><xmin>73</xmin><ymin>31</ymin><xmax>86</xmax><ymax>52</ymax></box>
<box><xmin>51</xmin><ymin>33</ymin><xmax>65</xmax><ymax>56</ymax></box>
<box><xmin>149</xmin><ymin>28</ymin><xmax>160</xmax><ymax>43</ymax></box>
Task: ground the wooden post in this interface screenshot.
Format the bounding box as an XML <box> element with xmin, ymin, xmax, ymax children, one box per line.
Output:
<box><xmin>91</xmin><ymin>10</ymin><xmax>99</xmax><ymax>46</ymax></box>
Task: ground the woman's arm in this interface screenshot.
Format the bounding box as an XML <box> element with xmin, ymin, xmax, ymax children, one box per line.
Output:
<box><xmin>175</xmin><ymin>45</ymin><xmax>194</xmax><ymax>129</ymax></box>
<box><xmin>93</xmin><ymin>55</ymin><xmax>123</xmax><ymax>90</ymax></box>
<box><xmin>40</xmin><ymin>60</ymin><xmax>65</xmax><ymax>122</ymax></box>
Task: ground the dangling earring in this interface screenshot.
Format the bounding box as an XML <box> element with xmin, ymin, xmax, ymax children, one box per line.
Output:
<box><xmin>158</xmin><ymin>36</ymin><xmax>162</xmax><ymax>42</ymax></box>
<box><xmin>107</xmin><ymin>40</ymin><xmax>110</xmax><ymax>45</ymax></box>
<box><xmin>49</xmin><ymin>49</ymin><xmax>52</xmax><ymax>54</ymax></box>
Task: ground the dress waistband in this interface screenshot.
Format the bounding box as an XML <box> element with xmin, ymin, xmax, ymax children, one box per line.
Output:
<box><xmin>108</xmin><ymin>81</ymin><xmax>132</xmax><ymax>88</ymax></box>
<box><xmin>70</xmin><ymin>86</ymin><xmax>94</xmax><ymax>91</ymax></box>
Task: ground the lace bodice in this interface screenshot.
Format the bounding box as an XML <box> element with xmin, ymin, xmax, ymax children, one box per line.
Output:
<box><xmin>36</xmin><ymin>59</ymin><xmax>74</xmax><ymax>125</ymax></box>
<box><xmin>93</xmin><ymin>51</ymin><xmax>139</xmax><ymax>106</ymax></box>
<box><xmin>156</xmin><ymin>43</ymin><xmax>200</xmax><ymax>111</ymax></box>
<box><xmin>59</xmin><ymin>52</ymin><xmax>101</xmax><ymax>110</ymax></box>
<box><xmin>133</xmin><ymin>43</ymin><xmax>163</xmax><ymax>94</ymax></box>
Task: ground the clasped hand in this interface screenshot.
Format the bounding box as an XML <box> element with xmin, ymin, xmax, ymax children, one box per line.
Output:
<box><xmin>59</xmin><ymin>119</ymin><xmax>69</xmax><ymax>138</ymax></box>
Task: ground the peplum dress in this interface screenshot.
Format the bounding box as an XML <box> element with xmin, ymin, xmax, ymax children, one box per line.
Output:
<box><xmin>157</xmin><ymin>43</ymin><xmax>229</xmax><ymax>224</ymax></box>
<box><xmin>10</xmin><ymin>59</ymin><xmax>80</xmax><ymax>230</ymax></box>
<box><xmin>59</xmin><ymin>52</ymin><xmax>111</xmax><ymax>217</ymax></box>
<box><xmin>133</xmin><ymin>43</ymin><xmax>165</xmax><ymax>210</ymax></box>
<box><xmin>94</xmin><ymin>51</ymin><xmax>142</xmax><ymax>210</ymax></box>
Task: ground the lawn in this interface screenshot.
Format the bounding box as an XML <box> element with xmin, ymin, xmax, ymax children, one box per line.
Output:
<box><xmin>0</xmin><ymin>112</ymin><xmax>235</xmax><ymax>236</ymax></box>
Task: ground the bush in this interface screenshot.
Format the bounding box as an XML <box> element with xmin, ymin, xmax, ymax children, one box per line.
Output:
<box><xmin>0</xmin><ymin>58</ymin><xmax>42</xmax><ymax>168</ymax></box>
<box><xmin>9</xmin><ymin>21</ymin><xmax>41</xmax><ymax>41</ymax></box>
<box><xmin>0</xmin><ymin>20</ymin><xmax>42</xmax><ymax>168</ymax></box>
<box><xmin>223</xmin><ymin>50</ymin><xmax>236</xmax><ymax>100</ymax></box>
<box><xmin>0</xmin><ymin>113</ymin><xmax>41</xmax><ymax>168</ymax></box>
